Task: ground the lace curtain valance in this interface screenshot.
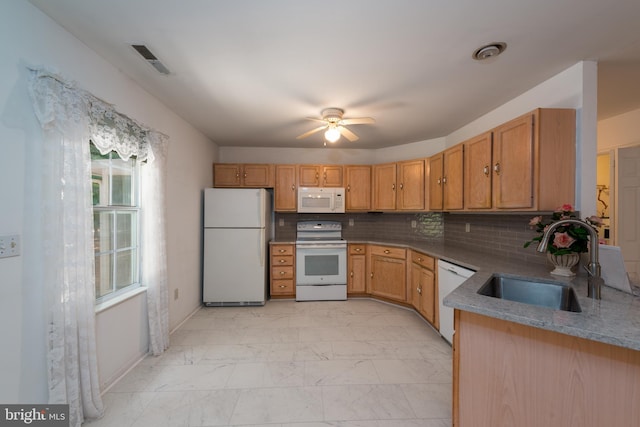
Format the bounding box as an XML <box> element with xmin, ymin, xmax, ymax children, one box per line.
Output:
<box><xmin>28</xmin><ymin>68</ymin><xmax>163</xmax><ymax>162</ymax></box>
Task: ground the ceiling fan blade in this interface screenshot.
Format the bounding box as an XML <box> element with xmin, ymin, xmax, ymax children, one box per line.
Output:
<box><xmin>305</xmin><ymin>117</ymin><xmax>328</xmax><ymax>123</ymax></box>
<box><xmin>340</xmin><ymin>117</ymin><xmax>375</xmax><ymax>125</ymax></box>
<box><xmin>296</xmin><ymin>125</ymin><xmax>327</xmax><ymax>139</ymax></box>
<box><xmin>339</xmin><ymin>126</ymin><xmax>359</xmax><ymax>142</ymax></box>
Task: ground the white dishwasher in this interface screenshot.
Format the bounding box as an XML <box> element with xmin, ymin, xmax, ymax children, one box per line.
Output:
<box><xmin>438</xmin><ymin>260</ymin><xmax>475</xmax><ymax>344</ymax></box>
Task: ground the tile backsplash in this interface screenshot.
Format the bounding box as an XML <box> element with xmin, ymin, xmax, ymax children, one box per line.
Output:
<box><xmin>275</xmin><ymin>211</ymin><xmax>547</xmax><ymax>266</ymax></box>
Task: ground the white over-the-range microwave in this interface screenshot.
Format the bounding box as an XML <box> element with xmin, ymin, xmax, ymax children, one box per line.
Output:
<box><xmin>297</xmin><ymin>187</ymin><xmax>345</xmax><ymax>213</ymax></box>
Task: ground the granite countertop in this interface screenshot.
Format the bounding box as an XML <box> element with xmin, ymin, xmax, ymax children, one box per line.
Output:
<box><xmin>273</xmin><ymin>238</ymin><xmax>640</xmax><ymax>351</ymax></box>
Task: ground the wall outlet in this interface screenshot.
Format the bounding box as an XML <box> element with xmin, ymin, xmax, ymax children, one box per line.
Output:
<box><xmin>278</xmin><ymin>218</ymin><xmax>285</xmax><ymax>227</ymax></box>
<box><xmin>349</xmin><ymin>218</ymin><xmax>354</xmax><ymax>226</ymax></box>
<box><xmin>411</xmin><ymin>220</ymin><xmax>417</xmax><ymax>228</ymax></box>
<box><xmin>465</xmin><ymin>223</ymin><xmax>471</xmax><ymax>232</ymax></box>
<box><xmin>174</xmin><ymin>288</ymin><xmax>179</xmax><ymax>300</ymax></box>
<box><xmin>0</xmin><ymin>234</ymin><xmax>20</xmax><ymax>258</ymax></box>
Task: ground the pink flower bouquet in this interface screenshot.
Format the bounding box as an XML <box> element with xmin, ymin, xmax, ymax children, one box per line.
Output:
<box><xmin>524</xmin><ymin>204</ymin><xmax>602</xmax><ymax>255</ymax></box>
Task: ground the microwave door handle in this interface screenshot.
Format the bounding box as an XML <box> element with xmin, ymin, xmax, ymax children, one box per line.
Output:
<box><xmin>330</xmin><ymin>194</ymin><xmax>335</xmax><ymax>211</ymax></box>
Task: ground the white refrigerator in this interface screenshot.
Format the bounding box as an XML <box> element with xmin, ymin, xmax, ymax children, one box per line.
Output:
<box><xmin>203</xmin><ymin>188</ymin><xmax>271</xmax><ymax>306</ymax></box>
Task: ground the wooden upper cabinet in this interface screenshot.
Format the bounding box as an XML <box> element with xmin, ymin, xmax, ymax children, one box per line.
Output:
<box><xmin>298</xmin><ymin>165</ymin><xmax>343</xmax><ymax>187</ymax></box>
<box><xmin>298</xmin><ymin>165</ymin><xmax>321</xmax><ymax>187</ymax></box>
<box><xmin>492</xmin><ymin>108</ymin><xmax>575</xmax><ymax>211</ymax></box>
<box><xmin>372</xmin><ymin>162</ymin><xmax>397</xmax><ymax>210</ymax></box>
<box><xmin>274</xmin><ymin>165</ymin><xmax>297</xmax><ymax>211</ymax></box>
<box><xmin>428</xmin><ymin>153</ymin><xmax>444</xmax><ymax>210</ymax></box>
<box><xmin>213</xmin><ymin>163</ymin><xmax>242</xmax><ymax>187</ymax></box>
<box><xmin>213</xmin><ymin>163</ymin><xmax>273</xmax><ymax>188</ymax></box>
<box><xmin>443</xmin><ymin>144</ymin><xmax>464</xmax><ymax>210</ymax></box>
<box><xmin>322</xmin><ymin>165</ymin><xmax>344</xmax><ymax>187</ymax></box>
<box><xmin>344</xmin><ymin>165</ymin><xmax>372</xmax><ymax>211</ymax></box>
<box><xmin>430</xmin><ymin>145</ymin><xmax>465</xmax><ymax>211</ymax></box>
<box><xmin>492</xmin><ymin>113</ymin><xmax>535</xmax><ymax>209</ymax></box>
<box><xmin>397</xmin><ymin>159</ymin><xmax>425</xmax><ymax>210</ymax></box>
<box><xmin>242</xmin><ymin>164</ymin><xmax>274</xmax><ymax>187</ymax></box>
<box><xmin>464</xmin><ymin>132</ymin><xmax>493</xmax><ymax>209</ymax></box>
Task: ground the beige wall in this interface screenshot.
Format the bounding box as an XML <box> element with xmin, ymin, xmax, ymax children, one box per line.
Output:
<box><xmin>598</xmin><ymin>107</ymin><xmax>640</xmax><ymax>151</ymax></box>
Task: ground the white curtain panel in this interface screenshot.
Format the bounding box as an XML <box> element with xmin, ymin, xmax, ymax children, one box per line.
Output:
<box><xmin>142</xmin><ymin>132</ymin><xmax>170</xmax><ymax>355</ymax></box>
<box><xmin>27</xmin><ymin>68</ymin><xmax>170</xmax><ymax>425</ymax></box>
<box><xmin>28</xmin><ymin>69</ymin><xmax>104</xmax><ymax>427</ymax></box>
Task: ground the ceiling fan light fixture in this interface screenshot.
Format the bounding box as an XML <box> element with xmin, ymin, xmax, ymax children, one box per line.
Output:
<box><xmin>324</xmin><ymin>127</ymin><xmax>341</xmax><ymax>143</ymax></box>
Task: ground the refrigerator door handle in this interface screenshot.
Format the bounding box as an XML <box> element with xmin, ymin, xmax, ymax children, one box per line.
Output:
<box><xmin>259</xmin><ymin>230</ymin><xmax>265</xmax><ymax>267</ymax></box>
<box><xmin>259</xmin><ymin>190</ymin><xmax>265</xmax><ymax>227</ymax></box>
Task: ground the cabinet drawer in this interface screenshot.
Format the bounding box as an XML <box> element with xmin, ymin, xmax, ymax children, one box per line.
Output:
<box><xmin>370</xmin><ymin>245</ymin><xmax>406</xmax><ymax>259</ymax></box>
<box><xmin>272</xmin><ymin>255</ymin><xmax>293</xmax><ymax>266</ymax></box>
<box><xmin>272</xmin><ymin>245</ymin><xmax>294</xmax><ymax>256</ymax></box>
<box><xmin>410</xmin><ymin>251</ymin><xmax>435</xmax><ymax>270</ymax></box>
<box><xmin>271</xmin><ymin>279</ymin><xmax>295</xmax><ymax>295</ymax></box>
<box><xmin>349</xmin><ymin>244</ymin><xmax>367</xmax><ymax>255</ymax></box>
<box><xmin>272</xmin><ymin>266</ymin><xmax>294</xmax><ymax>279</ymax></box>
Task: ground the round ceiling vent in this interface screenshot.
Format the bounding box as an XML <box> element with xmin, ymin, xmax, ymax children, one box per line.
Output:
<box><xmin>472</xmin><ymin>42</ymin><xmax>507</xmax><ymax>61</ymax></box>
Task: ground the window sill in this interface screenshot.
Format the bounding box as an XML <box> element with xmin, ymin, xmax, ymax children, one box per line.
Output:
<box><xmin>95</xmin><ymin>286</ymin><xmax>147</xmax><ymax>314</ymax></box>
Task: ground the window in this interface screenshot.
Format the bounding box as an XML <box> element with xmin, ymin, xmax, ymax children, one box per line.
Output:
<box><xmin>91</xmin><ymin>142</ymin><xmax>141</xmax><ymax>302</ymax></box>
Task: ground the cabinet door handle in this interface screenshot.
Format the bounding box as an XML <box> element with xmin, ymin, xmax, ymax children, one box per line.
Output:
<box><xmin>384</xmin><ymin>249</ymin><xmax>390</xmax><ymax>254</ymax></box>
<box><xmin>279</xmin><ymin>259</ymin><xmax>286</xmax><ymax>263</ymax></box>
<box><xmin>418</xmin><ymin>257</ymin><xmax>423</xmax><ymax>262</ymax></box>
<box><xmin>370</xmin><ymin>272</ymin><xmax>374</xmax><ymax>278</ymax></box>
<box><xmin>236</xmin><ymin>173</ymin><xmax>240</xmax><ymax>178</ymax></box>
<box><xmin>279</xmin><ymin>284</ymin><xmax>286</xmax><ymax>288</ymax></box>
<box><xmin>350</xmin><ymin>271</ymin><xmax>354</xmax><ymax>277</ymax></box>
<box><xmin>347</xmin><ymin>185</ymin><xmax>351</xmax><ymax>192</ymax></box>
<box><xmin>291</xmin><ymin>185</ymin><xmax>295</xmax><ymax>191</ymax></box>
<box><xmin>417</xmin><ymin>286</ymin><xmax>422</xmax><ymax>295</ymax></box>
<box><xmin>392</xmin><ymin>183</ymin><xmax>396</xmax><ymax>191</ymax></box>
<box><xmin>437</xmin><ymin>178</ymin><xmax>442</xmax><ymax>185</ymax></box>
<box><xmin>483</xmin><ymin>165</ymin><xmax>490</xmax><ymax>176</ymax></box>
<box><xmin>280</xmin><ymin>271</ymin><xmax>286</xmax><ymax>275</ymax></box>
<box><xmin>278</xmin><ymin>249</ymin><xmax>286</xmax><ymax>253</ymax></box>
<box><xmin>442</xmin><ymin>176</ymin><xmax>447</xmax><ymax>184</ymax></box>
<box><xmin>244</xmin><ymin>173</ymin><xmax>247</xmax><ymax>178</ymax></box>
<box><xmin>494</xmin><ymin>162</ymin><xmax>501</xmax><ymax>175</ymax></box>
<box><xmin>400</xmin><ymin>183</ymin><xmax>404</xmax><ymax>190</ymax></box>
<box><xmin>355</xmin><ymin>248</ymin><xmax>361</xmax><ymax>252</ymax></box>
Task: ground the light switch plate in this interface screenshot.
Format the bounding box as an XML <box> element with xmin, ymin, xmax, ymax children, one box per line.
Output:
<box><xmin>0</xmin><ymin>234</ymin><xmax>20</xmax><ymax>258</ymax></box>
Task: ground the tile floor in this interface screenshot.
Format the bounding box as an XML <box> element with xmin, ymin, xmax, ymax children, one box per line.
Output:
<box><xmin>86</xmin><ymin>299</ymin><xmax>453</xmax><ymax>426</ymax></box>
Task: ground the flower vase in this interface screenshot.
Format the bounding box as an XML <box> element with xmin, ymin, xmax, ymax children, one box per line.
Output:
<box><xmin>547</xmin><ymin>253</ymin><xmax>580</xmax><ymax>277</ymax></box>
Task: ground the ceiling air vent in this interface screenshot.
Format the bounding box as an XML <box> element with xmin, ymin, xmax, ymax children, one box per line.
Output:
<box><xmin>131</xmin><ymin>44</ymin><xmax>171</xmax><ymax>75</ymax></box>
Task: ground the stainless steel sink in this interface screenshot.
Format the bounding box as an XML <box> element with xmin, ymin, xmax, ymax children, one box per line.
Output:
<box><xmin>477</xmin><ymin>274</ymin><xmax>581</xmax><ymax>312</ymax></box>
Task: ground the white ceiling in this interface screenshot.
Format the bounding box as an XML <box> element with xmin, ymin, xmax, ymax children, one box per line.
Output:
<box><xmin>29</xmin><ymin>0</ymin><xmax>640</xmax><ymax>149</ymax></box>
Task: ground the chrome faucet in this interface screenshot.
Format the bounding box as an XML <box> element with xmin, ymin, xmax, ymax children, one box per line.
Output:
<box><xmin>537</xmin><ymin>219</ymin><xmax>603</xmax><ymax>299</ymax></box>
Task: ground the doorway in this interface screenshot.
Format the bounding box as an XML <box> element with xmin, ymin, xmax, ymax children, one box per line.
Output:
<box><xmin>600</xmin><ymin>146</ymin><xmax>640</xmax><ymax>282</ymax></box>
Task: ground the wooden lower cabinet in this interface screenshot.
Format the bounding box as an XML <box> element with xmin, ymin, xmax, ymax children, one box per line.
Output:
<box><xmin>270</xmin><ymin>244</ymin><xmax>295</xmax><ymax>297</ymax></box>
<box><xmin>368</xmin><ymin>245</ymin><xmax>406</xmax><ymax>302</ymax></box>
<box><xmin>453</xmin><ymin>310</ymin><xmax>640</xmax><ymax>427</ymax></box>
<box><xmin>348</xmin><ymin>244</ymin><xmax>367</xmax><ymax>294</ymax></box>
<box><xmin>409</xmin><ymin>250</ymin><xmax>437</xmax><ymax>326</ymax></box>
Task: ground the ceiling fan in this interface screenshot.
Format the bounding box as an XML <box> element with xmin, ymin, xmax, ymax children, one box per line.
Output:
<box><xmin>296</xmin><ymin>108</ymin><xmax>375</xmax><ymax>144</ymax></box>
